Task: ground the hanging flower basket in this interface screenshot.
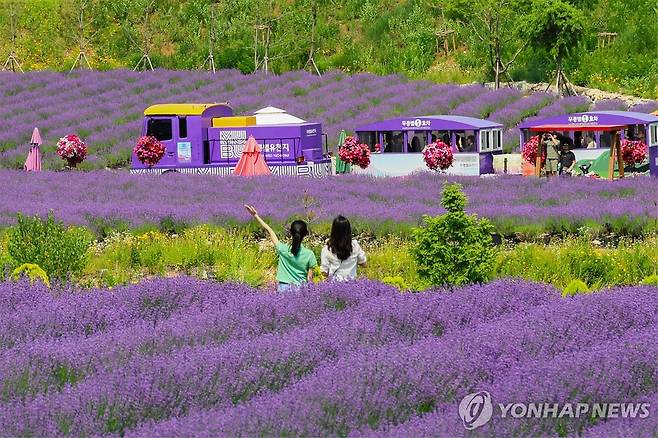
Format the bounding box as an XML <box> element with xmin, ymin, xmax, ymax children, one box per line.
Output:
<box><xmin>522</xmin><ymin>135</ymin><xmax>544</xmax><ymax>166</ymax></box>
<box><xmin>338</xmin><ymin>136</ymin><xmax>371</xmax><ymax>169</ymax></box>
<box><xmin>422</xmin><ymin>140</ymin><xmax>454</xmax><ymax>171</ymax></box>
<box><xmin>620</xmin><ymin>139</ymin><xmax>648</xmax><ymax>166</ymax></box>
<box><xmin>56</xmin><ymin>134</ymin><xmax>87</xmax><ymax>168</ymax></box>
<box><xmin>134</xmin><ymin>136</ymin><xmax>166</xmax><ymax>167</ymax></box>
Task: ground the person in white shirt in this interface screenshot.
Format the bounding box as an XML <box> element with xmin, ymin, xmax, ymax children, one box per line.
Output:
<box><xmin>320</xmin><ymin>215</ymin><xmax>367</xmax><ymax>281</ymax></box>
<box><xmin>584</xmin><ymin>135</ymin><xmax>597</xmax><ymax>149</ymax></box>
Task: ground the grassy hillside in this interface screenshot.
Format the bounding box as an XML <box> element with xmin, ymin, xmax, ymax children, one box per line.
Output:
<box><xmin>0</xmin><ymin>0</ymin><xmax>656</xmax><ymax>97</ymax></box>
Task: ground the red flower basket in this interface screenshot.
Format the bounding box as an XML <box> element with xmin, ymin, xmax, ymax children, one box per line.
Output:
<box><xmin>339</xmin><ymin>136</ymin><xmax>371</xmax><ymax>169</ymax></box>
<box><xmin>56</xmin><ymin>134</ymin><xmax>88</xmax><ymax>168</ymax></box>
<box><xmin>522</xmin><ymin>135</ymin><xmax>544</xmax><ymax>166</ymax></box>
<box><xmin>620</xmin><ymin>139</ymin><xmax>648</xmax><ymax>166</ymax></box>
<box><xmin>134</xmin><ymin>136</ymin><xmax>166</xmax><ymax>167</ymax></box>
<box><xmin>422</xmin><ymin>140</ymin><xmax>454</xmax><ymax>171</ymax></box>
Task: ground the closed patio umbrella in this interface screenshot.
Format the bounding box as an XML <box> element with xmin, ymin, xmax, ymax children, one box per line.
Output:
<box><xmin>24</xmin><ymin>127</ymin><xmax>42</xmax><ymax>172</ymax></box>
<box><xmin>233</xmin><ymin>136</ymin><xmax>271</xmax><ymax>176</ymax></box>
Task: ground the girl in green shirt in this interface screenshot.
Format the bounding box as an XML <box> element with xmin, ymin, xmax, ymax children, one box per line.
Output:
<box><xmin>245</xmin><ymin>205</ymin><xmax>317</xmax><ymax>292</ymax></box>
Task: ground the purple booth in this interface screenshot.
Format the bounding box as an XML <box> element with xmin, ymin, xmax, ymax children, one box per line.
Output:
<box><xmin>518</xmin><ymin>111</ymin><xmax>658</xmax><ymax>178</ymax></box>
<box><xmin>131</xmin><ymin>104</ymin><xmax>331</xmax><ymax>177</ymax></box>
<box><xmin>354</xmin><ymin>115</ymin><xmax>504</xmax><ymax>176</ymax></box>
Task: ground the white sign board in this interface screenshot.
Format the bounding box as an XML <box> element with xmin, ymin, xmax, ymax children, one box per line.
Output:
<box><xmin>353</xmin><ymin>153</ymin><xmax>481</xmax><ymax>177</ymax></box>
<box><xmin>443</xmin><ymin>154</ymin><xmax>480</xmax><ymax>176</ymax></box>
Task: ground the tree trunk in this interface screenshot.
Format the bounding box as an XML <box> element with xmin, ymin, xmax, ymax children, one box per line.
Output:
<box><xmin>494</xmin><ymin>57</ymin><xmax>502</xmax><ymax>89</ymax></box>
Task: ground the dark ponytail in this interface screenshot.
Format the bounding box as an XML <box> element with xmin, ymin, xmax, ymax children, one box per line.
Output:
<box><xmin>290</xmin><ymin>220</ymin><xmax>308</xmax><ymax>256</ymax></box>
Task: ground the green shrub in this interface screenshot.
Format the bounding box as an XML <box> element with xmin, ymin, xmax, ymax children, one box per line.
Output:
<box><xmin>411</xmin><ymin>183</ymin><xmax>496</xmax><ymax>287</ymax></box>
<box><xmin>562</xmin><ymin>279</ymin><xmax>590</xmax><ymax>297</ymax></box>
<box><xmin>641</xmin><ymin>275</ymin><xmax>658</xmax><ymax>286</ymax></box>
<box><xmin>159</xmin><ymin>216</ymin><xmax>189</xmax><ymax>235</ymax></box>
<box><xmin>382</xmin><ymin>276</ymin><xmax>408</xmax><ymax>291</ymax></box>
<box><xmin>7</xmin><ymin>212</ymin><xmax>92</xmax><ymax>284</ymax></box>
<box><xmin>11</xmin><ymin>263</ymin><xmax>50</xmax><ymax>287</ymax></box>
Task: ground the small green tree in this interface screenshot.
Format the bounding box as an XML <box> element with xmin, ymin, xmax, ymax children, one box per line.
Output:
<box><xmin>11</xmin><ymin>263</ymin><xmax>50</xmax><ymax>287</ymax></box>
<box><xmin>562</xmin><ymin>278</ymin><xmax>590</xmax><ymax>297</ymax></box>
<box><xmin>412</xmin><ymin>183</ymin><xmax>496</xmax><ymax>287</ymax></box>
<box><xmin>7</xmin><ymin>212</ymin><xmax>92</xmax><ymax>284</ymax></box>
<box><xmin>525</xmin><ymin>0</ymin><xmax>586</xmax><ymax>95</ymax></box>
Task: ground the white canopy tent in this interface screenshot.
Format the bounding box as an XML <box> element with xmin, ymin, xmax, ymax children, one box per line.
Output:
<box><xmin>254</xmin><ymin>106</ymin><xmax>306</xmax><ymax>125</ymax></box>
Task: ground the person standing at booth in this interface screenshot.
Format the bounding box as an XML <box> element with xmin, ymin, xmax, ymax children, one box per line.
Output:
<box><xmin>559</xmin><ymin>143</ymin><xmax>576</xmax><ymax>175</ymax></box>
<box><xmin>543</xmin><ymin>132</ymin><xmax>561</xmax><ymax>176</ymax></box>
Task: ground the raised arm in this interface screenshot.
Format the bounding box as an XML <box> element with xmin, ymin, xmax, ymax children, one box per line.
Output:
<box><xmin>244</xmin><ymin>204</ymin><xmax>279</xmax><ymax>245</ymax></box>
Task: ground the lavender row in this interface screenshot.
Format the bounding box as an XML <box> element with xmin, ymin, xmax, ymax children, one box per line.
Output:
<box><xmin>0</xmin><ymin>277</ymin><xmax>254</xmax><ymax>349</ymax></box>
<box><xmin>0</xmin><ymin>279</ymin><xmax>400</xmax><ymax>401</ymax></box>
<box><xmin>0</xmin><ymin>171</ymin><xmax>655</xmax><ymax>230</ymax></box>
<box><xmin>581</xmin><ymin>393</ymin><xmax>658</xmax><ymax>438</ymax></box>
<box><xmin>0</xmin><ymin>280</ymin><xmax>558</xmax><ymax>436</ymax></box>
<box><xmin>12</xmin><ymin>69</ymin><xmax>658</xmax><ymax>169</ymax></box>
<box><xmin>366</xmin><ymin>326</ymin><xmax>658</xmax><ymax>437</ymax></box>
<box><xmin>2</xmin><ymin>69</ymin><xmax>478</xmax><ymax>165</ymax></box>
<box><xmin>128</xmin><ymin>285</ymin><xmax>658</xmax><ymax>437</ymax></box>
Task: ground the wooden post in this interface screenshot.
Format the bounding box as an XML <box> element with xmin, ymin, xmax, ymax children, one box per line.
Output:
<box><xmin>535</xmin><ymin>135</ymin><xmax>543</xmax><ymax>177</ymax></box>
<box><xmin>615</xmin><ymin>133</ymin><xmax>624</xmax><ymax>178</ymax></box>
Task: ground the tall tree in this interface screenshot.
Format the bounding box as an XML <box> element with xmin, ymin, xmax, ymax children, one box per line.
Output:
<box><xmin>466</xmin><ymin>0</ymin><xmax>530</xmax><ymax>88</ymax></box>
<box><xmin>525</xmin><ymin>0</ymin><xmax>586</xmax><ymax>95</ymax></box>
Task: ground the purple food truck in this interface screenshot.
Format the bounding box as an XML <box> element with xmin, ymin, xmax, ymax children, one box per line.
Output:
<box><xmin>355</xmin><ymin>115</ymin><xmax>504</xmax><ymax>176</ymax></box>
<box><xmin>130</xmin><ymin>104</ymin><xmax>331</xmax><ymax>176</ymax></box>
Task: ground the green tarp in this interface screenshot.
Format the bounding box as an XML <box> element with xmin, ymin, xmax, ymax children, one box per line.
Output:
<box><xmin>573</xmin><ymin>150</ymin><xmax>649</xmax><ymax>178</ymax></box>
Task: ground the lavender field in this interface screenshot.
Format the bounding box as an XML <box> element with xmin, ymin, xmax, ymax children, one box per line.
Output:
<box><xmin>0</xmin><ymin>170</ymin><xmax>655</xmax><ymax>236</ymax></box>
<box><xmin>0</xmin><ymin>278</ymin><xmax>655</xmax><ymax>436</ymax></box>
<box><xmin>3</xmin><ymin>69</ymin><xmax>657</xmax><ymax>170</ymax></box>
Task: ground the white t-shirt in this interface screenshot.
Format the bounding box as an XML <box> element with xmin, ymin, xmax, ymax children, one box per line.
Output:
<box><xmin>320</xmin><ymin>239</ymin><xmax>367</xmax><ymax>281</ymax></box>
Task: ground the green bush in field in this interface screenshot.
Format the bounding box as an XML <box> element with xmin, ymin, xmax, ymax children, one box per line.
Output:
<box><xmin>641</xmin><ymin>275</ymin><xmax>658</xmax><ymax>286</ymax></box>
<box><xmin>11</xmin><ymin>263</ymin><xmax>50</xmax><ymax>287</ymax></box>
<box><xmin>7</xmin><ymin>213</ymin><xmax>92</xmax><ymax>284</ymax></box>
<box><xmin>495</xmin><ymin>238</ymin><xmax>657</xmax><ymax>289</ymax></box>
<box><xmin>382</xmin><ymin>276</ymin><xmax>409</xmax><ymax>291</ymax></box>
<box><xmin>411</xmin><ymin>184</ymin><xmax>496</xmax><ymax>287</ymax></box>
<box><xmin>562</xmin><ymin>279</ymin><xmax>590</xmax><ymax>297</ymax></box>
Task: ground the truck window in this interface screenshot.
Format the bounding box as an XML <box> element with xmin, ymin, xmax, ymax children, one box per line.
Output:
<box><xmin>178</xmin><ymin>117</ymin><xmax>188</xmax><ymax>138</ymax></box>
<box><xmin>147</xmin><ymin>118</ymin><xmax>172</xmax><ymax>141</ymax></box>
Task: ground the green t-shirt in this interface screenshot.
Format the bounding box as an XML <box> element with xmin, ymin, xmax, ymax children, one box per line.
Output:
<box><xmin>275</xmin><ymin>242</ymin><xmax>318</xmax><ymax>285</ymax></box>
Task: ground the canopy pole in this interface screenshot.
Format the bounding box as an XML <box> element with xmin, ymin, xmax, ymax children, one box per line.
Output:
<box><xmin>608</xmin><ymin>133</ymin><xmax>616</xmax><ymax>179</ymax></box>
<box><xmin>535</xmin><ymin>133</ymin><xmax>544</xmax><ymax>177</ymax></box>
<box><xmin>616</xmin><ymin>132</ymin><xmax>624</xmax><ymax>179</ymax></box>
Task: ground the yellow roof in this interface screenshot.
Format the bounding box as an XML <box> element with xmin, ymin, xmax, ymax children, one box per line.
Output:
<box><xmin>653</xmin><ymin>110</ymin><xmax>658</xmax><ymax>116</ymax></box>
<box><xmin>144</xmin><ymin>103</ymin><xmax>231</xmax><ymax>116</ymax></box>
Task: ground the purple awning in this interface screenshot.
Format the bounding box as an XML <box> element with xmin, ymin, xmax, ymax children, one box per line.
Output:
<box><xmin>355</xmin><ymin>115</ymin><xmax>502</xmax><ymax>132</ymax></box>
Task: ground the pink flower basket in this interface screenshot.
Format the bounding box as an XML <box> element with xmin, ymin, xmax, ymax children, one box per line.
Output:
<box><xmin>339</xmin><ymin>136</ymin><xmax>371</xmax><ymax>169</ymax></box>
<box><xmin>620</xmin><ymin>139</ymin><xmax>648</xmax><ymax>166</ymax></box>
<box><xmin>422</xmin><ymin>140</ymin><xmax>454</xmax><ymax>171</ymax></box>
<box><xmin>134</xmin><ymin>136</ymin><xmax>166</xmax><ymax>167</ymax></box>
<box><xmin>56</xmin><ymin>134</ymin><xmax>88</xmax><ymax>167</ymax></box>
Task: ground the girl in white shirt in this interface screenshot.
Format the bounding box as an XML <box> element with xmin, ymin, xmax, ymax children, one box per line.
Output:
<box><xmin>320</xmin><ymin>215</ymin><xmax>367</xmax><ymax>281</ymax></box>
